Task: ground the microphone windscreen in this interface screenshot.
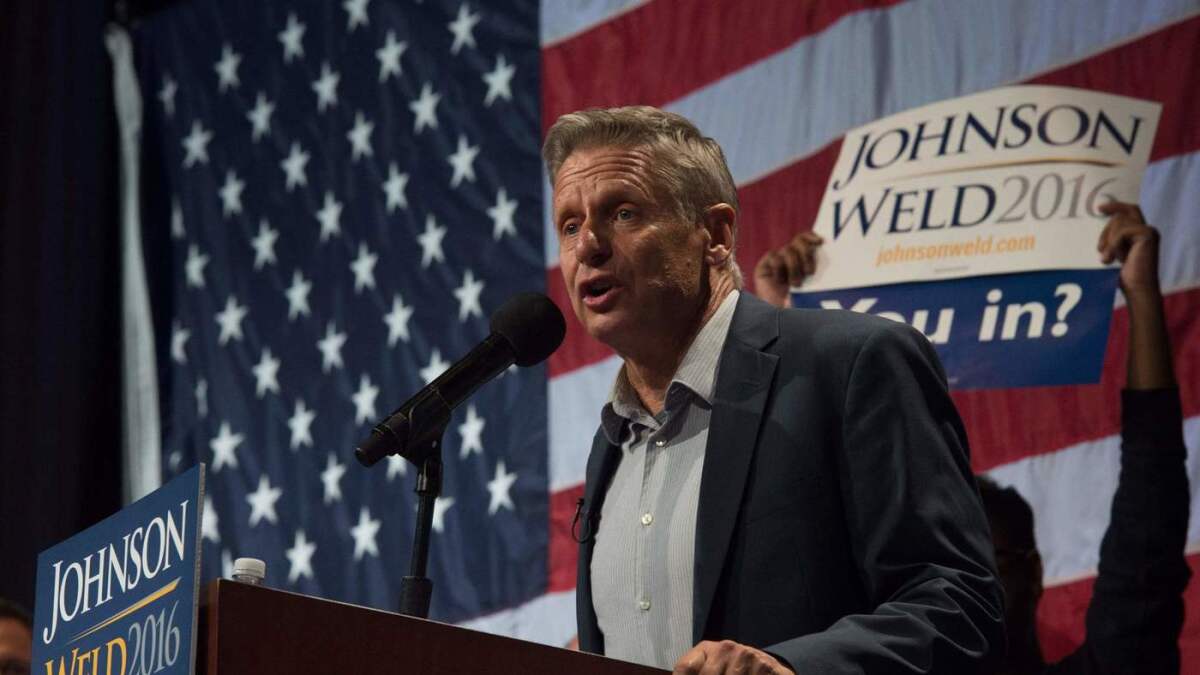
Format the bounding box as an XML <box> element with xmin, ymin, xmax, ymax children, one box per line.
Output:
<box><xmin>489</xmin><ymin>292</ymin><xmax>566</xmax><ymax>367</ymax></box>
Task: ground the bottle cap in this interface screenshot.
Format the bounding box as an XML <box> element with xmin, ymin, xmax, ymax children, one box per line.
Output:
<box><xmin>232</xmin><ymin>557</ymin><xmax>266</xmax><ymax>579</ymax></box>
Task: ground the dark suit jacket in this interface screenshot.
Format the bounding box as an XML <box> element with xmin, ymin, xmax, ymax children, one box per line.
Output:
<box><xmin>576</xmin><ymin>293</ymin><xmax>1004</xmax><ymax>673</ymax></box>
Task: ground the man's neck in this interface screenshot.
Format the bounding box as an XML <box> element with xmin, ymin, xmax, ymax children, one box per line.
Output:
<box><xmin>623</xmin><ymin>276</ymin><xmax>735</xmax><ymax>415</ymax></box>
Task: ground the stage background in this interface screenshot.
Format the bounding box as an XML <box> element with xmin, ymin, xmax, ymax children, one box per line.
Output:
<box><xmin>3</xmin><ymin>0</ymin><xmax>1193</xmax><ymax>669</ymax></box>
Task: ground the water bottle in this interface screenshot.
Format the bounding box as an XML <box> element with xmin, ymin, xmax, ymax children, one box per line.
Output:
<box><xmin>231</xmin><ymin>557</ymin><xmax>266</xmax><ymax>585</ymax></box>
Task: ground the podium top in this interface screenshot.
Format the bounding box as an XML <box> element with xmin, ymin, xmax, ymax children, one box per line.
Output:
<box><xmin>201</xmin><ymin>580</ymin><xmax>666</xmax><ymax>675</ymax></box>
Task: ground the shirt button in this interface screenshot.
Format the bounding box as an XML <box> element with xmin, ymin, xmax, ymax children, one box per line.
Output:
<box><xmin>654</xmin><ymin>439</ymin><xmax>666</xmax><ymax>447</ymax></box>
<box><xmin>640</xmin><ymin>513</ymin><xmax>653</xmax><ymax>526</ymax></box>
<box><xmin>638</xmin><ymin>599</ymin><xmax>651</xmax><ymax>611</ymax></box>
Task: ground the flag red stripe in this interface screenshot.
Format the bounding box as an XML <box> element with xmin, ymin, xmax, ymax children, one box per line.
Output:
<box><xmin>541</xmin><ymin>0</ymin><xmax>903</xmax><ymax>134</ymax></box>
<box><xmin>1028</xmin><ymin>14</ymin><xmax>1200</xmax><ymax>165</ymax></box>
<box><xmin>548</xmin><ymin>483</ymin><xmax>584</xmax><ymax>593</ymax></box>
<box><xmin>961</xmin><ymin>286</ymin><xmax>1200</xmax><ymax>472</ymax></box>
<box><xmin>547</xmin><ymin>17</ymin><xmax>1200</xmax><ymax>379</ymax></box>
<box><xmin>1037</xmin><ymin>552</ymin><xmax>1200</xmax><ymax>664</ymax></box>
<box><xmin>731</xmin><ymin>15</ymin><xmax>1200</xmax><ymax>285</ymax></box>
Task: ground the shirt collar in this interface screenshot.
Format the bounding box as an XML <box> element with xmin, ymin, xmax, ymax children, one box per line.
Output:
<box><xmin>599</xmin><ymin>290</ymin><xmax>740</xmax><ymax>445</ymax></box>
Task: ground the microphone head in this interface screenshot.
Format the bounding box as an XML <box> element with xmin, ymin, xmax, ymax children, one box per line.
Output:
<box><xmin>489</xmin><ymin>292</ymin><xmax>566</xmax><ymax>367</ymax></box>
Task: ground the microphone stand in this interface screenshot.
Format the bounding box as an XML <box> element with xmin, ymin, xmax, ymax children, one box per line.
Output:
<box><xmin>396</xmin><ymin>423</ymin><xmax>446</xmax><ymax>619</ymax></box>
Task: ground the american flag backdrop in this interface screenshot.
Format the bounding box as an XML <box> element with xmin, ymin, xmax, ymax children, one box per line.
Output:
<box><xmin>126</xmin><ymin>0</ymin><xmax>1200</xmax><ymax>664</ymax></box>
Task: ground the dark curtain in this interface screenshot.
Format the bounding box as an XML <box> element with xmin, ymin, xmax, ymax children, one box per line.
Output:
<box><xmin>0</xmin><ymin>0</ymin><xmax>122</xmax><ymax>611</ymax></box>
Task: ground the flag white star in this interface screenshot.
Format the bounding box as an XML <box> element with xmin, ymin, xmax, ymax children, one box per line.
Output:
<box><xmin>386</xmin><ymin>454</ymin><xmax>407</xmax><ymax>481</ymax></box>
<box><xmin>417</xmin><ymin>214</ymin><xmax>446</xmax><ymax>267</ymax></box>
<box><xmin>352</xmin><ymin>373</ymin><xmax>379</xmax><ymax>425</ymax></box>
<box><xmin>285</xmin><ymin>270</ymin><xmax>312</xmax><ymax>321</ymax></box>
<box><xmin>382</xmin><ymin>163</ymin><xmax>409</xmax><ymax>212</ymax></box>
<box><xmin>285</xmin><ymin>530</ymin><xmax>317</xmax><ymax>583</ymax></box>
<box><xmin>218</xmin><ymin>169</ymin><xmax>245</xmax><ymax>217</ymax></box>
<box><xmin>246</xmin><ymin>474</ymin><xmax>283</xmax><ymax>526</ymax></box>
<box><xmin>251</xmin><ymin>347</ymin><xmax>281</xmax><ymax>398</ymax></box>
<box><xmin>349</xmin><ymin>243</ymin><xmax>378</xmax><ymax>293</ymax></box>
<box><xmin>280</xmin><ymin>141</ymin><xmax>310</xmax><ymax>191</ymax></box>
<box><xmin>317</xmin><ymin>322</ymin><xmax>347</xmax><ymax>372</ymax></box>
<box><xmin>447</xmin><ymin>134</ymin><xmax>479</xmax><ymax>188</ymax></box>
<box><xmin>420</xmin><ymin>349</ymin><xmax>450</xmax><ymax>385</ymax></box>
<box><xmin>346</xmin><ymin>111</ymin><xmax>374</xmax><ymax>161</ymax></box>
<box><xmin>202</xmin><ymin>496</ymin><xmax>220</xmax><ymax>543</ymax></box>
<box><xmin>343</xmin><ymin>0</ymin><xmax>370</xmax><ymax>30</ymax></box>
<box><xmin>181</xmin><ymin>120</ymin><xmax>212</xmax><ymax>168</ymax></box>
<box><xmin>278</xmin><ymin>12</ymin><xmax>306</xmax><ymax>63</ymax></box>
<box><xmin>158</xmin><ymin>75</ymin><xmax>177</xmax><ymax>117</ymax></box>
<box><xmin>350</xmin><ymin>507</ymin><xmax>381</xmax><ymax>560</ymax></box>
<box><xmin>409</xmin><ymin>83</ymin><xmax>441</xmax><ymax>133</ymax></box>
<box><xmin>195</xmin><ymin>378</ymin><xmax>208</xmax><ymax>418</ymax></box>
<box><xmin>486</xmin><ymin>460</ymin><xmax>518</xmax><ymax>515</ymax></box>
<box><xmin>447</xmin><ymin>3</ymin><xmax>481</xmax><ymax>55</ymax></box>
<box><xmin>482</xmin><ymin>54</ymin><xmax>515</xmax><ymax>106</ymax></box>
<box><xmin>214</xmin><ymin>43</ymin><xmax>242</xmax><ymax>92</ymax></box>
<box><xmin>316</xmin><ymin>191</ymin><xmax>343</xmax><ymax>242</ymax></box>
<box><xmin>458</xmin><ymin>404</ymin><xmax>485</xmax><ymax>459</ymax></box>
<box><xmin>383</xmin><ymin>294</ymin><xmax>413</xmax><ymax>346</ymax></box>
<box><xmin>214</xmin><ymin>295</ymin><xmax>248</xmax><ymax>345</ymax></box>
<box><xmin>221</xmin><ymin>550</ymin><xmax>234</xmax><ymax>579</ymax></box>
<box><xmin>376</xmin><ymin>30</ymin><xmax>406</xmax><ymax>82</ymax></box>
<box><xmin>247</xmin><ymin>92</ymin><xmax>275</xmax><ymax>142</ymax></box>
<box><xmin>312</xmin><ymin>62</ymin><xmax>340</xmax><ymax>112</ymax></box>
<box><xmin>432</xmin><ymin>496</ymin><xmax>455</xmax><ymax>533</ymax></box>
<box><xmin>171</xmin><ymin>321</ymin><xmax>190</xmax><ymax>364</ymax></box>
<box><xmin>185</xmin><ymin>244</ymin><xmax>209</xmax><ymax>288</ymax></box>
<box><xmin>171</xmin><ymin>199</ymin><xmax>185</xmax><ymax>239</ymax></box>
<box><xmin>320</xmin><ymin>453</ymin><xmax>346</xmax><ymax>504</ymax></box>
<box><xmin>210</xmin><ymin>421</ymin><xmax>243</xmax><ymax>472</ymax></box>
<box><xmin>287</xmin><ymin>399</ymin><xmax>316</xmax><ymax>450</ymax></box>
<box><xmin>250</xmin><ymin>219</ymin><xmax>279</xmax><ymax>269</ymax></box>
<box><xmin>168</xmin><ymin>450</ymin><xmax>183</xmax><ymax>472</ymax></box>
<box><xmin>453</xmin><ymin>269</ymin><xmax>485</xmax><ymax>321</ymax></box>
<box><xmin>487</xmin><ymin>187</ymin><xmax>518</xmax><ymax>240</ymax></box>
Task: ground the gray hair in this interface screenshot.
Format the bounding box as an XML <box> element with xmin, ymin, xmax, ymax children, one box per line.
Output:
<box><xmin>543</xmin><ymin>106</ymin><xmax>742</xmax><ymax>285</ymax></box>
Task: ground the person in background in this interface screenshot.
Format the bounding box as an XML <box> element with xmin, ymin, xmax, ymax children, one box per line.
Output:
<box><xmin>755</xmin><ymin>201</ymin><xmax>1191</xmax><ymax>674</ymax></box>
<box><xmin>0</xmin><ymin>598</ymin><xmax>32</xmax><ymax>675</ymax></box>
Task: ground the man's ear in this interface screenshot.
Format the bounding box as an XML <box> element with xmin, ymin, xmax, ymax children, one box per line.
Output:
<box><xmin>702</xmin><ymin>203</ymin><xmax>736</xmax><ymax>267</ymax></box>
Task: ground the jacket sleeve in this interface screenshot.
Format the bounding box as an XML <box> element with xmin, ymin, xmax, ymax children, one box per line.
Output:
<box><xmin>766</xmin><ymin>321</ymin><xmax>1005</xmax><ymax>674</ymax></box>
<box><xmin>1052</xmin><ymin>388</ymin><xmax>1191</xmax><ymax>674</ymax></box>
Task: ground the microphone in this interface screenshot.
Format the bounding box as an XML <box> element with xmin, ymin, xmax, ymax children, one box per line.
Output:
<box><xmin>355</xmin><ymin>292</ymin><xmax>566</xmax><ymax>467</ymax></box>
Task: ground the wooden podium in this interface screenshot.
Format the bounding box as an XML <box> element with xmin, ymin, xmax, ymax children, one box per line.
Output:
<box><xmin>198</xmin><ymin>580</ymin><xmax>666</xmax><ymax>674</ymax></box>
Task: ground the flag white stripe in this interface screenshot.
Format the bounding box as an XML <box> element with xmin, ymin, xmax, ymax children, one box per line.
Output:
<box><xmin>540</xmin><ymin>0</ymin><xmax>650</xmax><ymax>47</ymax></box>
<box><xmin>986</xmin><ymin>414</ymin><xmax>1200</xmax><ymax>587</ymax></box>
<box><xmin>549</xmin><ymin>355</ymin><xmax>623</xmax><ymax>491</ymax></box>
<box><xmin>664</xmin><ymin>0</ymin><xmax>1199</xmax><ymax>186</ymax></box>
<box><xmin>457</xmin><ymin>589</ymin><xmax>577</xmax><ymax>646</ymax></box>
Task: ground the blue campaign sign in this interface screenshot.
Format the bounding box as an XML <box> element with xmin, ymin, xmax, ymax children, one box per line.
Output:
<box><xmin>32</xmin><ymin>465</ymin><xmax>205</xmax><ymax>675</ymax></box>
<box><xmin>793</xmin><ymin>269</ymin><xmax>1119</xmax><ymax>389</ymax></box>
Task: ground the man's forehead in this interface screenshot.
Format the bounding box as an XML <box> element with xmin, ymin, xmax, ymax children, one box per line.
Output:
<box><xmin>553</xmin><ymin>145</ymin><xmax>656</xmax><ymax>194</ymax></box>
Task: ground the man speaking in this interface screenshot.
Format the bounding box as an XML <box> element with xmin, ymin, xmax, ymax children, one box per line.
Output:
<box><xmin>544</xmin><ymin>107</ymin><xmax>1003</xmax><ymax>674</ymax></box>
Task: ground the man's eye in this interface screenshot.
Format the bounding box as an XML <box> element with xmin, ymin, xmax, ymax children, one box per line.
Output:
<box><xmin>561</xmin><ymin>221</ymin><xmax>579</xmax><ymax>236</ymax></box>
<box><xmin>616</xmin><ymin>208</ymin><xmax>634</xmax><ymax>221</ymax></box>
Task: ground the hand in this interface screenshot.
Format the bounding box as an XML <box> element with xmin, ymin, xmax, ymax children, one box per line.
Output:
<box><xmin>1097</xmin><ymin>201</ymin><xmax>1160</xmax><ymax>298</ymax></box>
<box><xmin>673</xmin><ymin>640</ymin><xmax>793</xmax><ymax>674</ymax></box>
<box><xmin>753</xmin><ymin>231</ymin><xmax>823</xmax><ymax>308</ymax></box>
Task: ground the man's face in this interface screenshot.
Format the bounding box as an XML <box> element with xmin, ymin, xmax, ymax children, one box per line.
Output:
<box><xmin>552</xmin><ymin>145</ymin><xmax>709</xmax><ymax>352</ymax></box>
<box><xmin>0</xmin><ymin>618</ymin><xmax>31</xmax><ymax>675</ymax></box>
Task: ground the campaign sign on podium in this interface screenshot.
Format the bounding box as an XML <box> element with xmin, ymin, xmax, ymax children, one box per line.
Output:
<box><xmin>32</xmin><ymin>465</ymin><xmax>205</xmax><ymax>675</ymax></box>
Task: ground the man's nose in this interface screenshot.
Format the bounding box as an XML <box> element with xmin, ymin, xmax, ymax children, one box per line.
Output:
<box><xmin>574</xmin><ymin>217</ymin><xmax>611</xmax><ymax>268</ymax></box>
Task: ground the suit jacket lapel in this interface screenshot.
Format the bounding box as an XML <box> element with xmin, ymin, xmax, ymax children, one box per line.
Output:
<box><xmin>692</xmin><ymin>294</ymin><xmax>780</xmax><ymax>643</ymax></box>
<box><xmin>577</xmin><ymin>430</ymin><xmax>622</xmax><ymax>654</ymax></box>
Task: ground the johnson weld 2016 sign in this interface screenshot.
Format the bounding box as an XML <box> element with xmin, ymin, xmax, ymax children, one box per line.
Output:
<box><xmin>33</xmin><ymin>466</ymin><xmax>205</xmax><ymax>675</ymax></box>
<box><xmin>795</xmin><ymin>86</ymin><xmax>1160</xmax><ymax>389</ymax></box>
